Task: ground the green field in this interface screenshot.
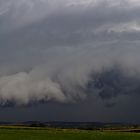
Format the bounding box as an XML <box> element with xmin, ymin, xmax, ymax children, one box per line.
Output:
<box><xmin>0</xmin><ymin>127</ymin><xmax>140</xmax><ymax>140</ymax></box>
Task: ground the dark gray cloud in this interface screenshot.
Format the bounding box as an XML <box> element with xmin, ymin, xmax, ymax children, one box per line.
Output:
<box><xmin>0</xmin><ymin>0</ymin><xmax>140</xmax><ymax>122</ymax></box>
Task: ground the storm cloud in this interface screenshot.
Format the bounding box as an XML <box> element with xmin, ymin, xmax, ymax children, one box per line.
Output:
<box><xmin>0</xmin><ymin>0</ymin><xmax>140</xmax><ymax>107</ymax></box>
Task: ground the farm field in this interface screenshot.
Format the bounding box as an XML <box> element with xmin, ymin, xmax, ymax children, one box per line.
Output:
<box><xmin>0</xmin><ymin>127</ymin><xmax>140</xmax><ymax>140</ymax></box>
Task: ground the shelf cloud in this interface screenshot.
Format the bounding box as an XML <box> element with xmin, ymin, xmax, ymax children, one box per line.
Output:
<box><xmin>0</xmin><ymin>0</ymin><xmax>140</xmax><ymax>106</ymax></box>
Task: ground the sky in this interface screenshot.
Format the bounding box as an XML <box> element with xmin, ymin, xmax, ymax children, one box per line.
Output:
<box><xmin>0</xmin><ymin>0</ymin><xmax>140</xmax><ymax>123</ymax></box>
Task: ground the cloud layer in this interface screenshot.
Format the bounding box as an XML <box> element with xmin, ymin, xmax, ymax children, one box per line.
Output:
<box><xmin>0</xmin><ymin>0</ymin><xmax>140</xmax><ymax>105</ymax></box>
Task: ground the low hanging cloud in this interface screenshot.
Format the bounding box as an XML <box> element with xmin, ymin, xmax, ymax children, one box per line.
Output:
<box><xmin>0</xmin><ymin>0</ymin><xmax>140</xmax><ymax>106</ymax></box>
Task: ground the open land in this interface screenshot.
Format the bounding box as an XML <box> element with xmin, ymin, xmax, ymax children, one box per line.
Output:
<box><xmin>0</xmin><ymin>125</ymin><xmax>140</xmax><ymax>140</ymax></box>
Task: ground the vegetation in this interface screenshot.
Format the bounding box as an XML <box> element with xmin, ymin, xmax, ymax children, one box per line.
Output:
<box><xmin>0</xmin><ymin>126</ymin><xmax>140</xmax><ymax>140</ymax></box>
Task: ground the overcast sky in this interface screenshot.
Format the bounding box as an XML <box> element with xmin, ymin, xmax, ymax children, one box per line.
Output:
<box><xmin>0</xmin><ymin>0</ymin><xmax>140</xmax><ymax>123</ymax></box>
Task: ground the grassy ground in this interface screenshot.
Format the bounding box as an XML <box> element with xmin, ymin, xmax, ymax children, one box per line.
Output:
<box><xmin>0</xmin><ymin>127</ymin><xmax>140</xmax><ymax>140</ymax></box>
